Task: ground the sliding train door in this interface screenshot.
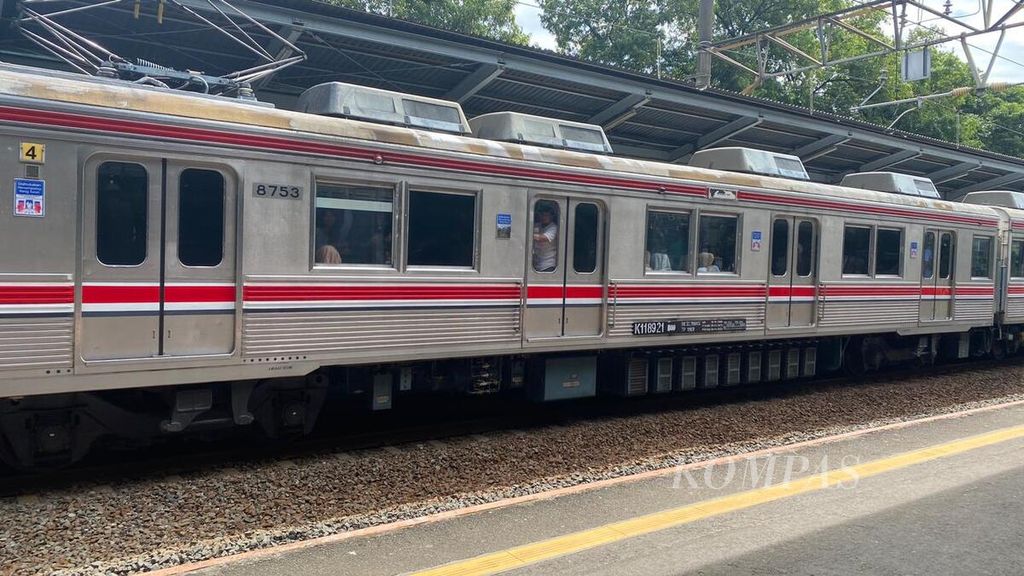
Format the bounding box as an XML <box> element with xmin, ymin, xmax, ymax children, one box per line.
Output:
<box><xmin>920</xmin><ymin>229</ymin><xmax>955</xmax><ymax>322</ymax></box>
<box><xmin>767</xmin><ymin>216</ymin><xmax>818</xmax><ymax>329</ymax></box>
<box><xmin>80</xmin><ymin>156</ymin><xmax>237</xmax><ymax>362</ymax></box>
<box><xmin>161</xmin><ymin>162</ymin><xmax>237</xmax><ymax>356</ymax></box>
<box><xmin>523</xmin><ymin>193</ymin><xmax>606</xmax><ymax>341</ymax></box>
<box><xmin>81</xmin><ymin>158</ymin><xmax>163</xmax><ymax>360</ymax></box>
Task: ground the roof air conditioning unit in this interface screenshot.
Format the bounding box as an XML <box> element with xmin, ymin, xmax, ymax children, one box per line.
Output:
<box><xmin>688</xmin><ymin>147</ymin><xmax>809</xmax><ymax>180</ymax></box>
<box><xmin>840</xmin><ymin>172</ymin><xmax>940</xmax><ymax>199</ymax></box>
<box><xmin>297</xmin><ymin>82</ymin><xmax>471</xmax><ymax>135</ymax></box>
<box><xmin>961</xmin><ymin>191</ymin><xmax>1024</xmax><ymax>209</ymax></box>
<box><xmin>469</xmin><ymin>112</ymin><xmax>614</xmax><ymax>154</ymax></box>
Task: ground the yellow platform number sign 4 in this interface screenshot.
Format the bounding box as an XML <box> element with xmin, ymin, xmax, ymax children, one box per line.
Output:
<box><xmin>19</xmin><ymin>142</ymin><xmax>45</xmax><ymax>164</ymax></box>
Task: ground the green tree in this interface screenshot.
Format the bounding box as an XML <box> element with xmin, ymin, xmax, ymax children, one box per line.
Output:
<box><xmin>536</xmin><ymin>0</ymin><xmax>1022</xmax><ymax>158</ymax></box>
<box><xmin>324</xmin><ymin>0</ymin><xmax>529</xmax><ymax>44</ymax></box>
<box><xmin>538</xmin><ymin>0</ymin><xmax>674</xmax><ymax>75</ymax></box>
<box><xmin>976</xmin><ymin>88</ymin><xmax>1024</xmax><ymax>157</ymax></box>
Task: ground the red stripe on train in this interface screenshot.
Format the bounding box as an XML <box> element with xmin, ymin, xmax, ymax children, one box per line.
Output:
<box><xmin>83</xmin><ymin>285</ymin><xmax>235</xmax><ymax>304</ymax></box>
<box><xmin>823</xmin><ymin>286</ymin><xmax>923</xmax><ymax>296</ymax></box>
<box><xmin>767</xmin><ymin>286</ymin><xmax>816</xmax><ymax>297</ymax></box>
<box><xmin>0</xmin><ymin>106</ymin><xmax>707</xmax><ymax>199</ymax></box>
<box><xmin>616</xmin><ymin>286</ymin><xmax>767</xmax><ymax>298</ymax></box>
<box><xmin>163</xmin><ymin>285</ymin><xmax>236</xmax><ymax>303</ymax></box>
<box><xmin>739</xmin><ymin>190</ymin><xmax>998</xmax><ymax>227</ymax></box>
<box><xmin>0</xmin><ymin>105</ymin><xmax>1003</xmax><ymax>227</ymax></box>
<box><xmin>0</xmin><ymin>286</ymin><xmax>74</xmax><ymax>305</ymax></box>
<box><xmin>955</xmin><ymin>287</ymin><xmax>995</xmax><ymax>295</ymax></box>
<box><xmin>82</xmin><ymin>285</ymin><xmax>160</xmax><ymax>304</ymax></box>
<box><xmin>525</xmin><ymin>286</ymin><xmax>603</xmax><ymax>299</ymax></box>
<box><xmin>245</xmin><ymin>285</ymin><xmax>522</xmax><ymax>302</ymax></box>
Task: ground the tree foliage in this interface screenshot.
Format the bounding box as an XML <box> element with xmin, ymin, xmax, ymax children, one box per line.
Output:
<box><xmin>536</xmin><ymin>0</ymin><xmax>1024</xmax><ymax>158</ymax></box>
<box><xmin>324</xmin><ymin>0</ymin><xmax>529</xmax><ymax>44</ymax></box>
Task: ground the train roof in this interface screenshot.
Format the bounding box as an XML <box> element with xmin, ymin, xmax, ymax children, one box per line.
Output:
<box><xmin>0</xmin><ymin>65</ymin><xmax>1002</xmax><ymax>224</ymax></box>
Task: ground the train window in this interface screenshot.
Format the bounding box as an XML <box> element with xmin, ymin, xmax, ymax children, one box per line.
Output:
<box><xmin>842</xmin><ymin>226</ymin><xmax>870</xmax><ymax>275</ymax></box>
<box><xmin>698</xmin><ymin>214</ymin><xmax>738</xmax><ymax>273</ymax></box>
<box><xmin>645</xmin><ymin>211</ymin><xmax>690</xmax><ymax>272</ymax></box>
<box><xmin>796</xmin><ymin>221</ymin><xmax>814</xmax><ymax>277</ymax></box>
<box><xmin>1012</xmin><ymin>240</ymin><xmax>1024</xmax><ymax>278</ymax></box>
<box><xmin>96</xmin><ymin>161</ymin><xmax>148</xmax><ymax>266</ymax></box>
<box><xmin>923</xmin><ymin>232</ymin><xmax>936</xmax><ymax>279</ymax></box>
<box><xmin>939</xmin><ymin>232</ymin><xmax>954</xmax><ymax>279</ymax></box>
<box><xmin>573</xmin><ymin>203</ymin><xmax>599</xmax><ymax>274</ymax></box>
<box><xmin>314</xmin><ymin>183</ymin><xmax>394</xmax><ymax>266</ymax></box>
<box><xmin>971</xmin><ymin>236</ymin><xmax>993</xmax><ymax>278</ymax></box>
<box><xmin>875</xmin><ymin>228</ymin><xmax>903</xmax><ymax>276</ymax></box>
<box><xmin>771</xmin><ymin>219</ymin><xmax>789</xmax><ymax>277</ymax></box>
<box><xmin>178</xmin><ymin>169</ymin><xmax>225</xmax><ymax>267</ymax></box>
<box><xmin>533</xmin><ymin>200</ymin><xmax>560</xmax><ymax>273</ymax></box>
<box><xmin>408</xmin><ymin>190</ymin><xmax>475</xmax><ymax>267</ymax></box>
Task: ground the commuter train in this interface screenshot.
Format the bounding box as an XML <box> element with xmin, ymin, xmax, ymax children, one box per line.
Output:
<box><xmin>1</xmin><ymin>63</ymin><xmax>1023</xmax><ymax>468</ymax></box>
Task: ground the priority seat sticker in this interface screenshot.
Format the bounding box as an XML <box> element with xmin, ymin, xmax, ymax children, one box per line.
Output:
<box><xmin>13</xmin><ymin>178</ymin><xmax>44</xmax><ymax>217</ymax></box>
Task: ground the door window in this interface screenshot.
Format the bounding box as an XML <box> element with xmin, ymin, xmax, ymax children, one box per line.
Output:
<box><xmin>96</xmin><ymin>161</ymin><xmax>148</xmax><ymax>266</ymax></box>
<box><xmin>572</xmin><ymin>203</ymin><xmax>599</xmax><ymax>274</ymax></box>
<box><xmin>939</xmin><ymin>233</ymin><xmax>954</xmax><ymax>279</ymax></box>
<box><xmin>771</xmin><ymin>218</ymin><xmax>789</xmax><ymax>277</ymax></box>
<box><xmin>923</xmin><ymin>232</ymin><xmax>936</xmax><ymax>279</ymax></box>
<box><xmin>532</xmin><ymin>200</ymin><xmax>560</xmax><ymax>273</ymax></box>
<box><xmin>796</xmin><ymin>221</ymin><xmax>814</xmax><ymax>277</ymax></box>
<box><xmin>178</xmin><ymin>169</ymin><xmax>225</xmax><ymax>267</ymax></box>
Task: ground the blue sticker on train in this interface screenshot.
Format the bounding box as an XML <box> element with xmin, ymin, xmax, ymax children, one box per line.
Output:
<box><xmin>13</xmin><ymin>178</ymin><xmax>45</xmax><ymax>218</ymax></box>
<box><xmin>496</xmin><ymin>213</ymin><xmax>512</xmax><ymax>239</ymax></box>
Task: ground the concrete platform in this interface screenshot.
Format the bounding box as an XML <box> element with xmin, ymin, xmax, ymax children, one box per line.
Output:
<box><xmin>189</xmin><ymin>400</ymin><xmax>1024</xmax><ymax>576</ymax></box>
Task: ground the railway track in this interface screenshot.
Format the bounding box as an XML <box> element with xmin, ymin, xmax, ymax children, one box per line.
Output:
<box><xmin>7</xmin><ymin>358</ymin><xmax>1024</xmax><ymax>575</ymax></box>
<box><xmin>0</xmin><ymin>357</ymin><xmax>1014</xmax><ymax>496</ymax></box>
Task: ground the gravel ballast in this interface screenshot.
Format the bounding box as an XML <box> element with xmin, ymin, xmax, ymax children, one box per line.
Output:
<box><xmin>5</xmin><ymin>363</ymin><xmax>1024</xmax><ymax>575</ymax></box>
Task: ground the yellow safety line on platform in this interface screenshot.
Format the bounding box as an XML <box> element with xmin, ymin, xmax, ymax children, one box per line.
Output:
<box><xmin>410</xmin><ymin>423</ymin><xmax>1024</xmax><ymax>576</ymax></box>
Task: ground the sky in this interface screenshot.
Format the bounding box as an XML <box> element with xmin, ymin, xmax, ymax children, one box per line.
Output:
<box><xmin>943</xmin><ymin>0</ymin><xmax>1024</xmax><ymax>82</ymax></box>
<box><xmin>513</xmin><ymin>0</ymin><xmax>1024</xmax><ymax>83</ymax></box>
<box><xmin>514</xmin><ymin>2</ymin><xmax>557</xmax><ymax>51</ymax></box>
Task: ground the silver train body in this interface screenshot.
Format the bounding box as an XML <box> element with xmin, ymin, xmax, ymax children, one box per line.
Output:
<box><xmin>1</xmin><ymin>65</ymin><xmax>1022</xmax><ymax>466</ymax></box>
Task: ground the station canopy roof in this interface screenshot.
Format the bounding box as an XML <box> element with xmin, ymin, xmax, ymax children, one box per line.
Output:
<box><xmin>1</xmin><ymin>0</ymin><xmax>1022</xmax><ymax>199</ymax></box>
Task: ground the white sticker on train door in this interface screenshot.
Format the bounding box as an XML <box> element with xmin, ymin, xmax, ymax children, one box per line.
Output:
<box><xmin>13</xmin><ymin>178</ymin><xmax>44</xmax><ymax>217</ymax></box>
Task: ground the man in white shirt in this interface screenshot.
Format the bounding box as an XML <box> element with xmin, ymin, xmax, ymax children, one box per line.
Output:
<box><xmin>533</xmin><ymin>205</ymin><xmax>559</xmax><ymax>272</ymax></box>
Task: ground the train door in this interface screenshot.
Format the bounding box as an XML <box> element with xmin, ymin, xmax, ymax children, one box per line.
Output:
<box><xmin>524</xmin><ymin>195</ymin><xmax>606</xmax><ymax>341</ymax></box>
<box><xmin>81</xmin><ymin>158</ymin><xmax>162</xmax><ymax>360</ymax></box>
<box><xmin>920</xmin><ymin>229</ymin><xmax>955</xmax><ymax>322</ymax></box>
<box><xmin>767</xmin><ymin>216</ymin><xmax>818</xmax><ymax>329</ymax></box>
<box><xmin>162</xmin><ymin>163</ymin><xmax>237</xmax><ymax>356</ymax></box>
<box><xmin>80</xmin><ymin>157</ymin><xmax>237</xmax><ymax>361</ymax></box>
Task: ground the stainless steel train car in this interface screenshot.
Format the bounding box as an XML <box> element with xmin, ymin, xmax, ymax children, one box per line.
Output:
<box><xmin>1</xmin><ymin>63</ymin><xmax>1022</xmax><ymax>468</ymax></box>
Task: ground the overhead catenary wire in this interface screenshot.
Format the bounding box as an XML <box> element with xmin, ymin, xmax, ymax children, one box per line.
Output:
<box><xmin>16</xmin><ymin>0</ymin><xmax>308</xmax><ymax>95</ymax></box>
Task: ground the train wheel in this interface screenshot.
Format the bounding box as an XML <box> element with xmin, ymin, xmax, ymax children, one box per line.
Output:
<box><xmin>0</xmin><ymin>430</ymin><xmax>19</xmax><ymax>472</ymax></box>
<box><xmin>992</xmin><ymin>337</ymin><xmax>1008</xmax><ymax>360</ymax></box>
<box><xmin>0</xmin><ymin>396</ymin><xmax>107</xmax><ymax>471</ymax></box>
<box><xmin>844</xmin><ymin>337</ymin><xmax>884</xmax><ymax>376</ymax></box>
